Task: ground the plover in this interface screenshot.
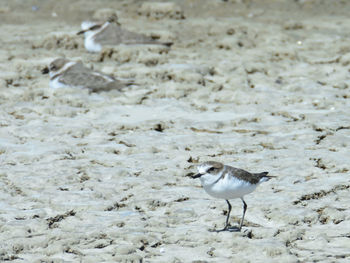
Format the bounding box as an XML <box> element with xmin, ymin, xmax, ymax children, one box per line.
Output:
<box><xmin>192</xmin><ymin>161</ymin><xmax>273</xmax><ymax>232</ymax></box>
<box><xmin>42</xmin><ymin>58</ymin><xmax>134</xmax><ymax>93</ymax></box>
<box><xmin>77</xmin><ymin>14</ymin><xmax>173</xmax><ymax>52</ymax></box>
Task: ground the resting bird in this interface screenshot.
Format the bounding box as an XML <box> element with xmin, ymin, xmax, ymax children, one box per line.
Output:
<box><xmin>42</xmin><ymin>58</ymin><xmax>134</xmax><ymax>93</ymax></box>
<box><xmin>77</xmin><ymin>14</ymin><xmax>173</xmax><ymax>52</ymax></box>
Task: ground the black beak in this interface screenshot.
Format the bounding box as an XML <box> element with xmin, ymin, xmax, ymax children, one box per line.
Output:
<box><xmin>192</xmin><ymin>173</ymin><xmax>202</xmax><ymax>179</ymax></box>
<box><xmin>41</xmin><ymin>66</ymin><xmax>49</xmax><ymax>74</ymax></box>
<box><xmin>76</xmin><ymin>30</ymin><xmax>85</xmax><ymax>35</ymax></box>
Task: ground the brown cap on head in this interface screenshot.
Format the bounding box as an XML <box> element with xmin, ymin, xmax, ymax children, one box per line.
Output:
<box><xmin>49</xmin><ymin>58</ymin><xmax>70</xmax><ymax>72</ymax></box>
<box><xmin>107</xmin><ymin>14</ymin><xmax>120</xmax><ymax>25</ymax></box>
<box><xmin>203</xmin><ymin>161</ymin><xmax>224</xmax><ymax>169</ymax></box>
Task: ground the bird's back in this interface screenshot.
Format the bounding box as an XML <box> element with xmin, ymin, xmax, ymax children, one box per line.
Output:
<box><xmin>59</xmin><ymin>63</ymin><xmax>127</xmax><ymax>92</ymax></box>
<box><xmin>95</xmin><ymin>23</ymin><xmax>172</xmax><ymax>46</ymax></box>
<box><xmin>95</xmin><ymin>23</ymin><xmax>153</xmax><ymax>45</ymax></box>
<box><xmin>224</xmin><ymin>165</ymin><xmax>269</xmax><ymax>185</ymax></box>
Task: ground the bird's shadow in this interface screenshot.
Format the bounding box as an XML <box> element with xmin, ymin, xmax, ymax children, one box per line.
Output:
<box><xmin>209</xmin><ymin>226</ymin><xmax>241</xmax><ymax>233</ymax></box>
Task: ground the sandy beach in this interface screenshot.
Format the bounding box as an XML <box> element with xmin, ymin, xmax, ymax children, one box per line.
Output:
<box><xmin>1</xmin><ymin>0</ymin><xmax>350</xmax><ymax>262</ymax></box>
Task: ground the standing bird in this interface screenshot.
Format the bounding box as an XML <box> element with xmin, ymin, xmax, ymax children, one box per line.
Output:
<box><xmin>192</xmin><ymin>161</ymin><xmax>273</xmax><ymax>232</ymax></box>
<box><xmin>77</xmin><ymin>14</ymin><xmax>173</xmax><ymax>53</ymax></box>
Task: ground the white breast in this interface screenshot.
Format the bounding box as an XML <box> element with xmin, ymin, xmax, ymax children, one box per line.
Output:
<box><xmin>202</xmin><ymin>175</ymin><xmax>257</xmax><ymax>200</ymax></box>
<box><xmin>49</xmin><ymin>77</ymin><xmax>69</xmax><ymax>89</ymax></box>
<box><xmin>85</xmin><ymin>34</ymin><xmax>102</xmax><ymax>53</ymax></box>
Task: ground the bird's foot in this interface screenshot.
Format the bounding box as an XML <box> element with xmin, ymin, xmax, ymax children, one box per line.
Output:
<box><xmin>209</xmin><ymin>225</ymin><xmax>241</xmax><ymax>232</ymax></box>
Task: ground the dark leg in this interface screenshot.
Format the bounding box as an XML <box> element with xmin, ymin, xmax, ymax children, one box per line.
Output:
<box><xmin>239</xmin><ymin>198</ymin><xmax>247</xmax><ymax>231</ymax></box>
<box><xmin>210</xmin><ymin>200</ymin><xmax>240</xmax><ymax>232</ymax></box>
<box><xmin>224</xmin><ymin>200</ymin><xmax>232</xmax><ymax>229</ymax></box>
<box><xmin>213</xmin><ymin>200</ymin><xmax>232</xmax><ymax>232</ymax></box>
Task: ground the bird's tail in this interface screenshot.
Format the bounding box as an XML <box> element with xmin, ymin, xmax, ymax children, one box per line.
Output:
<box><xmin>129</xmin><ymin>41</ymin><xmax>173</xmax><ymax>47</ymax></box>
<box><xmin>255</xmin><ymin>172</ymin><xmax>275</xmax><ymax>183</ymax></box>
<box><xmin>125</xmin><ymin>80</ymin><xmax>137</xmax><ymax>86</ymax></box>
<box><xmin>162</xmin><ymin>42</ymin><xmax>173</xmax><ymax>47</ymax></box>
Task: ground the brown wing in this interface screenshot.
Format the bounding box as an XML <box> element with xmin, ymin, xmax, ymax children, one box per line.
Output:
<box><xmin>94</xmin><ymin>23</ymin><xmax>124</xmax><ymax>45</ymax></box>
<box><xmin>95</xmin><ymin>23</ymin><xmax>171</xmax><ymax>46</ymax></box>
<box><xmin>60</xmin><ymin>65</ymin><xmax>125</xmax><ymax>92</ymax></box>
<box><xmin>225</xmin><ymin>166</ymin><xmax>262</xmax><ymax>184</ymax></box>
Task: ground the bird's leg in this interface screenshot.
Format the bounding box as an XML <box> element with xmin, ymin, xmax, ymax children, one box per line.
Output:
<box><xmin>210</xmin><ymin>200</ymin><xmax>237</xmax><ymax>232</ymax></box>
<box><xmin>224</xmin><ymin>200</ymin><xmax>232</xmax><ymax>230</ymax></box>
<box><xmin>239</xmin><ymin>198</ymin><xmax>247</xmax><ymax>231</ymax></box>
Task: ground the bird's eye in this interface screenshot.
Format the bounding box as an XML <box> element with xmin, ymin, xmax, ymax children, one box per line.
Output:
<box><xmin>207</xmin><ymin>167</ymin><xmax>215</xmax><ymax>173</ymax></box>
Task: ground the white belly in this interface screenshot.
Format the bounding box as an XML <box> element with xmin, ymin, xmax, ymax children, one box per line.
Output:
<box><xmin>49</xmin><ymin>77</ymin><xmax>69</xmax><ymax>89</ymax></box>
<box><xmin>203</xmin><ymin>176</ymin><xmax>257</xmax><ymax>200</ymax></box>
<box><xmin>85</xmin><ymin>38</ymin><xmax>102</xmax><ymax>53</ymax></box>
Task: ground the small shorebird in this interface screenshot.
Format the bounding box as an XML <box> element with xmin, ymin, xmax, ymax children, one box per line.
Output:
<box><xmin>42</xmin><ymin>58</ymin><xmax>134</xmax><ymax>93</ymax></box>
<box><xmin>77</xmin><ymin>14</ymin><xmax>173</xmax><ymax>52</ymax></box>
<box><xmin>192</xmin><ymin>161</ymin><xmax>273</xmax><ymax>232</ymax></box>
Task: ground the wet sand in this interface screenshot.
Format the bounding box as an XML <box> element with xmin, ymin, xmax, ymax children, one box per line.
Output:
<box><xmin>1</xmin><ymin>0</ymin><xmax>350</xmax><ymax>262</ymax></box>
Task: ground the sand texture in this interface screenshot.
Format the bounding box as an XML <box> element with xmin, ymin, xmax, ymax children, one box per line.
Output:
<box><xmin>1</xmin><ymin>0</ymin><xmax>350</xmax><ymax>262</ymax></box>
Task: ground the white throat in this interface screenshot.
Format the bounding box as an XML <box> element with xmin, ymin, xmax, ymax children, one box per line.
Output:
<box><xmin>199</xmin><ymin>170</ymin><xmax>223</xmax><ymax>187</ymax></box>
<box><xmin>84</xmin><ymin>22</ymin><xmax>110</xmax><ymax>52</ymax></box>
